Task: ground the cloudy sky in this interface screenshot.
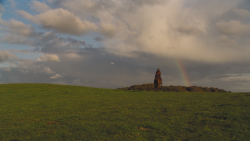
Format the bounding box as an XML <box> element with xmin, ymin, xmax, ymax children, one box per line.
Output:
<box><xmin>1</xmin><ymin>0</ymin><xmax>250</xmax><ymax>92</ymax></box>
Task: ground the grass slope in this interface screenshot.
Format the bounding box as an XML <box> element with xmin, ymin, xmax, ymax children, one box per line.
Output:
<box><xmin>0</xmin><ymin>84</ymin><xmax>249</xmax><ymax>141</ymax></box>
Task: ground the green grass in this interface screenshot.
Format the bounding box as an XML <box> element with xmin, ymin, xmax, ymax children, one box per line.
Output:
<box><xmin>0</xmin><ymin>84</ymin><xmax>249</xmax><ymax>141</ymax></box>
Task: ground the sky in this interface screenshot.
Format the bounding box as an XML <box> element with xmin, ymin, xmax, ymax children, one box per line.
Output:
<box><xmin>0</xmin><ymin>0</ymin><xmax>250</xmax><ymax>92</ymax></box>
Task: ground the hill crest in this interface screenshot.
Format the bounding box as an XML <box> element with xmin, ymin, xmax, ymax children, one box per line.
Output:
<box><xmin>117</xmin><ymin>83</ymin><xmax>230</xmax><ymax>92</ymax></box>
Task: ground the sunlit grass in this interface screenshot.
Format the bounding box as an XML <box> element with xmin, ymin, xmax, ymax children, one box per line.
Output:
<box><xmin>0</xmin><ymin>84</ymin><xmax>249</xmax><ymax>140</ymax></box>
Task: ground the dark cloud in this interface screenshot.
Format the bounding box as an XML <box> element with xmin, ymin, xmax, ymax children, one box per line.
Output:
<box><xmin>94</xmin><ymin>37</ymin><xmax>103</xmax><ymax>42</ymax></box>
<box><xmin>216</xmin><ymin>20</ymin><xmax>250</xmax><ymax>36</ymax></box>
<box><xmin>0</xmin><ymin>23</ymin><xmax>87</xmax><ymax>54</ymax></box>
<box><xmin>65</xmin><ymin>37</ymin><xmax>86</xmax><ymax>46</ymax></box>
<box><xmin>1</xmin><ymin>47</ymin><xmax>250</xmax><ymax>92</ymax></box>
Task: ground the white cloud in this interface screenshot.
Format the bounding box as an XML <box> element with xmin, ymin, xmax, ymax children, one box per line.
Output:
<box><xmin>50</xmin><ymin>73</ymin><xmax>62</xmax><ymax>79</ymax></box>
<box><xmin>43</xmin><ymin>67</ymin><xmax>54</xmax><ymax>74</ymax></box>
<box><xmin>0</xmin><ymin>50</ymin><xmax>18</xmax><ymax>62</ymax></box>
<box><xmin>99</xmin><ymin>22</ymin><xmax>117</xmax><ymax>38</ymax></box>
<box><xmin>17</xmin><ymin>10</ymin><xmax>37</xmax><ymax>23</ymax></box>
<box><xmin>79</xmin><ymin>0</ymin><xmax>245</xmax><ymax>63</ymax></box>
<box><xmin>19</xmin><ymin>8</ymin><xmax>97</xmax><ymax>35</ymax></box>
<box><xmin>31</xmin><ymin>0</ymin><xmax>51</xmax><ymax>13</ymax></box>
<box><xmin>65</xmin><ymin>53</ymin><xmax>82</xmax><ymax>59</ymax></box>
<box><xmin>0</xmin><ymin>16</ymin><xmax>34</xmax><ymax>36</ymax></box>
<box><xmin>37</xmin><ymin>54</ymin><xmax>60</xmax><ymax>62</ymax></box>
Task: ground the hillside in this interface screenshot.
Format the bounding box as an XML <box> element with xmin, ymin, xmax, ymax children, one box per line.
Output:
<box><xmin>118</xmin><ymin>83</ymin><xmax>229</xmax><ymax>92</ymax></box>
<box><xmin>0</xmin><ymin>83</ymin><xmax>249</xmax><ymax>141</ymax></box>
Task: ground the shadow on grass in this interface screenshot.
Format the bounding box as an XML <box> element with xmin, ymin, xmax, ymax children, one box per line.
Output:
<box><xmin>129</xmin><ymin>91</ymin><xmax>141</xmax><ymax>92</ymax></box>
<box><xmin>211</xmin><ymin>116</ymin><xmax>228</xmax><ymax>120</ymax></box>
<box><xmin>239</xmin><ymin>93</ymin><xmax>250</xmax><ymax>94</ymax></box>
<box><xmin>239</xmin><ymin>92</ymin><xmax>250</xmax><ymax>96</ymax></box>
<box><xmin>218</xmin><ymin>104</ymin><xmax>232</xmax><ymax>107</ymax></box>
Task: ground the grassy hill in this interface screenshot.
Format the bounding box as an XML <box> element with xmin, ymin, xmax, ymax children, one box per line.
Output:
<box><xmin>0</xmin><ymin>84</ymin><xmax>249</xmax><ymax>141</ymax></box>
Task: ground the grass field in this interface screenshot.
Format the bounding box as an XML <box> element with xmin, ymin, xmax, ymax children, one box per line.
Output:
<box><xmin>0</xmin><ymin>84</ymin><xmax>249</xmax><ymax>141</ymax></box>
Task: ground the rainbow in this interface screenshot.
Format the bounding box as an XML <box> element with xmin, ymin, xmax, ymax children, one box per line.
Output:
<box><xmin>175</xmin><ymin>59</ymin><xmax>191</xmax><ymax>86</ymax></box>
